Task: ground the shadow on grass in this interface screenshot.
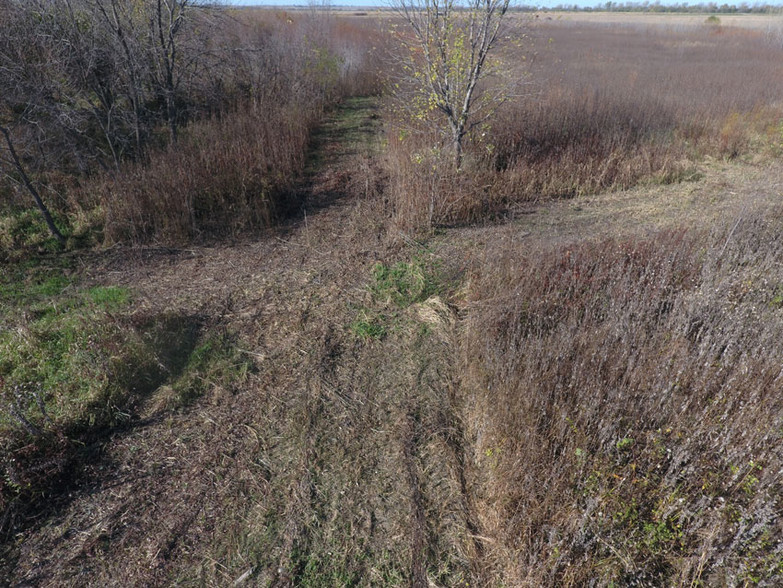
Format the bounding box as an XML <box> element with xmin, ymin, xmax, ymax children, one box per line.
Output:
<box><xmin>0</xmin><ymin>312</ymin><xmax>204</xmax><ymax>551</ymax></box>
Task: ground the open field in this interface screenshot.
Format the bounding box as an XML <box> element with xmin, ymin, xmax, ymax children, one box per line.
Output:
<box><xmin>1</xmin><ymin>5</ymin><xmax>783</xmax><ymax>586</ymax></box>
<box><xmin>539</xmin><ymin>10</ymin><xmax>783</xmax><ymax>30</ymax></box>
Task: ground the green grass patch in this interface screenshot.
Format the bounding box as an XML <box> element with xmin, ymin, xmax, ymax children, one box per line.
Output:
<box><xmin>0</xmin><ymin>286</ymin><xmax>136</xmax><ymax>432</ymax></box>
<box><xmin>370</xmin><ymin>259</ymin><xmax>440</xmax><ymax>308</ymax></box>
<box><xmin>169</xmin><ymin>331</ymin><xmax>253</xmax><ymax>406</ymax></box>
<box><xmin>351</xmin><ymin>257</ymin><xmax>445</xmax><ymax>342</ymax></box>
<box><xmin>0</xmin><ymin>207</ymin><xmax>70</xmax><ymax>259</ymax></box>
<box><xmin>350</xmin><ymin>313</ymin><xmax>387</xmax><ymax>340</ymax></box>
<box><xmin>0</xmin><ymin>260</ymin><xmax>252</xmax><ymax>513</ymax></box>
<box><xmin>0</xmin><ymin>263</ymin><xmax>73</xmax><ymax>304</ymax></box>
<box><xmin>87</xmin><ymin>285</ymin><xmax>131</xmax><ymax>311</ymax></box>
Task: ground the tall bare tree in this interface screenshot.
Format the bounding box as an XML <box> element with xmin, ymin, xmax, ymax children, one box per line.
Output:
<box><xmin>149</xmin><ymin>0</ymin><xmax>189</xmax><ymax>143</ymax></box>
<box><xmin>392</xmin><ymin>0</ymin><xmax>512</xmax><ymax>168</ymax></box>
<box><xmin>0</xmin><ymin>2</ymin><xmax>71</xmax><ymax>244</ymax></box>
<box><xmin>0</xmin><ymin>127</ymin><xmax>66</xmax><ymax>245</ymax></box>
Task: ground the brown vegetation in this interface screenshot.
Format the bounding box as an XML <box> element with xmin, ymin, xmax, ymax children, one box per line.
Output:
<box><xmin>464</xmin><ymin>211</ymin><xmax>783</xmax><ymax>583</ymax></box>
<box><xmin>93</xmin><ymin>11</ymin><xmax>384</xmax><ymax>245</ymax></box>
<box><xmin>0</xmin><ymin>4</ymin><xmax>384</xmax><ymax>249</ymax></box>
<box><xmin>383</xmin><ymin>19</ymin><xmax>783</xmax><ymax>229</ymax></box>
<box><xmin>2</xmin><ymin>10</ymin><xmax>783</xmax><ymax>587</ymax></box>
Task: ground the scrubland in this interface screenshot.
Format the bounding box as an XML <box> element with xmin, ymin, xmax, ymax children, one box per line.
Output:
<box><xmin>1</xmin><ymin>6</ymin><xmax>783</xmax><ymax>586</ymax></box>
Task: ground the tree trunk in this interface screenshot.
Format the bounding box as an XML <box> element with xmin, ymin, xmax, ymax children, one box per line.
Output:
<box><xmin>0</xmin><ymin>126</ymin><xmax>66</xmax><ymax>246</ymax></box>
<box><xmin>452</xmin><ymin>125</ymin><xmax>464</xmax><ymax>170</ymax></box>
<box><xmin>454</xmin><ymin>136</ymin><xmax>463</xmax><ymax>170</ymax></box>
<box><xmin>166</xmin><ymin>90</ymin><xmax>178</xmax><ymax>144</ymax></box>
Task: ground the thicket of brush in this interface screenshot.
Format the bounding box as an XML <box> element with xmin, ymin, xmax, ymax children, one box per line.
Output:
<box><xmin>97</xmin><ymin>106</ymin><xmax>308</xmax><ymax>244</ymax></box>
<box><xmin>384</xmin><ymin>21</ymin><xmax>783</xmax><ymax>229</ymax></box>
<box><xmin>0</xmin><ymin>4</ymin><xmax>383</xmax><ymax>250</ymax></box>
<box><xmin>463</xmin><ymin>205</ymin><xmax>783</xmax><ymax>585</ymax></box>
<box><xmin>97</xmin><ymin>12</ymin><xmax>384</xmax><ymax>245</ymax></box>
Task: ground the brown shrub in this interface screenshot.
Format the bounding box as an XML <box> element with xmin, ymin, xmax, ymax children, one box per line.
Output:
<box><xmin>382</xmin><ymin>125</ymin><xmax>507</xmax><ymax>231</ymax></box>
<box><xmin>463</xmin><ymin>207</ymin><xmax>783</xmax><ymax>585</ymax></box>
<box><xmin>100</xmin><ymin>105</ymin><xmax>312</xmax><ymax>245</ymax></box>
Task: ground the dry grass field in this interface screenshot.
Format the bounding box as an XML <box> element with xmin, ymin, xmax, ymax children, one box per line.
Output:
<box><xmin>541</xmin><ymin>10</ymin><xmax>783</xmax><ymax>29</ymax></box>
<box><xmin>1</xmin><ymin>7</ymin><xmax>783</xmax><ymax>586</ymax></box>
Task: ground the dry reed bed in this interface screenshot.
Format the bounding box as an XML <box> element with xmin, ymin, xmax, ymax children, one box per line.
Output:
<box><xmin>463</xmin><ymin>207</ymin><xmax>783</xmax><ymax>585</ymax></box>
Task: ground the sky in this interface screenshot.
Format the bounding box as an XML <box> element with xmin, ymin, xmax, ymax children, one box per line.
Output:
<box><xmin>226</xmin><ymin>0</ymin><xmax>782</xmax><ymax>8</ymax></box>
<box><xmin>229</xmin><ymin>0</ymin><xmax>387</xmax><ymax>5</ymax></box>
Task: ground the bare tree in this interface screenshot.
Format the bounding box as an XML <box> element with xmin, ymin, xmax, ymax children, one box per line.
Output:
<box><xmin>0</xmin><ymin>127</ymin><xmax>66</xmax><ymax>245</ymax></box>
<box><xmin>149</xmin><ymin>0</ymin><xmax>189</xmax><ymax>143</ymax></box>
<box><xmin>78</xmin><ymin>0</ymin><xmax>213</xmax><ymax>153</ymax></box>
<box><xmin>392</xmin><ymin>0</ymin><xmax>512</xmax><ymax>168</ymax></box>
<box><xmin>142</xmin><ymin>0</ymin><xmax>220</xmax><ymax>145</ymax></box>
<box><xmin>0</xmin><ymin>2</ymin><xmax>71</xmax><ymax>244</ymax></box>
<box><xmin>88</xmin><ymin>0</ymin><xmax>150</xmax><ymax>157</ymax></box>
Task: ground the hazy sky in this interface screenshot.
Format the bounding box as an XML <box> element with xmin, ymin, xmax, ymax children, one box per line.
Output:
<box><xmin>227</xmin><ymin>0</ymin><xmax>774</xmax><ymax>7</ymax></box>
<box><xmin>229</xmin><ymin>1</ymin><xmax>589</xmax><ymax>4</ymax></box>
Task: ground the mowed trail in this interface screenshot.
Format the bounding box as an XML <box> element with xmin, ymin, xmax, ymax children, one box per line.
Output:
<box><xmin>434</xmin><ymin>157</ymin><xmax>783</xmax><ymax>256</ymax></box>
<box><xmin>8</xmin><ymin>97</ymin><xmax>399</xmax><ymax>586</ymax></box>
<box><xmin>7</xmin><ymin>92</ymin><xmax>783</xmax><ymax>585</ymax></box>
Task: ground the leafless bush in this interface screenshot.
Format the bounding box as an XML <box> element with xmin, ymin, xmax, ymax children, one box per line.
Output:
<box><xmin>100</xmin><ymin>105</ymin><xmax>312</xmax><ymax>244</ymax></box>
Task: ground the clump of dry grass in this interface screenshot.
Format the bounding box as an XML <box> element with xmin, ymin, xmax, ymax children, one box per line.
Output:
<box><xmin>491</xmin><ymin>90</ymin><xmax>693</xmax><ymax>199</ymax></box>
<box><xmin>99</xmin><ymin>105</ymin><xmax>311</xmax><ymax>245</ymax></box>
<box><xmin>463</xmin><ymin>205</ymin><xmax>783</xmax><ymax>585</ymax></box>
<box><xmin>382</xmin><ymin>125</ymin><xmax>506</xmax><ymax>230</ymax></box>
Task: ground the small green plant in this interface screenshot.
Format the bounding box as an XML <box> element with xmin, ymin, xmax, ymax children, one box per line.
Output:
<box><xmin>88</xmin><ymin>286</ymin><xmax>131</xmax><ymax>311</ymax></box>
<box><xmin>737</xmin><ymin>460</ymin><xmax>762</xmax><ymax>496</ymax></box>
<box><xmin>769</xmin><ymin>286</ymin><xmax>783</xmax><ymax>309</ymax></box>
<box><xmin>642</xmin><ymin>515</ymin><xmax>684</xmax><ymax>554</ymax></box>
<box><xmin>613</xmin><ymin>500</ymin><xmax>639</xmax><ymax>527</ymax></box>
<box><xmin>350</xmin><ymin>314</ymin><xmax>387</xmax><ymax>340</ymax></box>
<box><xmin>370</xmin><ymin>259</ymin><xmax>439</xmax><ymax>308</ymax></box>
<box><xmin>616</xmin><ymin>437</ymin><xmax>634</xmax><ymax>452</ymax></box>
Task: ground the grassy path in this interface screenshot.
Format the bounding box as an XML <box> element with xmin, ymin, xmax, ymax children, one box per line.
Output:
<box><xmin>4</xmin><ymin>97</ymin><xmax>476</xmax><ymax>586</ymax></box>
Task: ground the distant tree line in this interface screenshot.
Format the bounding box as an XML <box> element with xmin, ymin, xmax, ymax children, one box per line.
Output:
<box><xmin>536</xmin><ymin>2</ymin><xmax>783</xmax><ymax>13</ymax></box>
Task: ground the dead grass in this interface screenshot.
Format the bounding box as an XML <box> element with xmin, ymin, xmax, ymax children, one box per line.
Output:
<box><xmin>4</xmin><ymin>91</ymin><xmax>783</xmax><ymax>585</ymax></box>
<box><xmin>382</xmin><ymin>17</ymin><xmax>783</xmax><ymax>230</ymax></box>
<box><xmin>462</xmin><ymin>199</ymin><xmax>783</xmax><ymax>585</ymax></box>
<box><xmin>98</xmin><ymin>105</ymin><xmax>311</xmax><ymax>245</ymax></box>
<box><xmin>535</xmin><ymin>11</ymin><xmax>783</xmax><ymax>30</ymax></box>
<box><xmin>4</xmin><ymin>14</ymin><xmax>783</xmax><ymax>588</ymax></box>
<box><xmin>1</xmin><ymin>96</ymin><xmax>479</xmax><ymax>587</ymax></box>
